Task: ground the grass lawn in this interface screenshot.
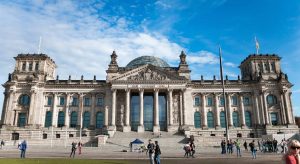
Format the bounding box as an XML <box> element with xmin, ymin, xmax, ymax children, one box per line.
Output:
<box><xmin>0</xmin><ymin>159</ymin><xmax>141</xmax><ymax>164</ymax></box>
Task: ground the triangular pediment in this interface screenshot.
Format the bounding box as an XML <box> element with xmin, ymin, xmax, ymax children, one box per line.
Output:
<box><xmin>111</xmin><ymin>64</ymin><xmax>186</xmax><ymax>82</ymax></box>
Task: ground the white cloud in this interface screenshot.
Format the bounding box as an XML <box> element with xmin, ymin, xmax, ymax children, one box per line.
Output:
<box><xmin>188</xmin><ymin>51</ymin><xmax>219</xmax><ymax>64</ymax></box>
<box><xmin>224</xmin><ymin>62</ymin><xmax>237</xmax><ymax>67</ymax></box>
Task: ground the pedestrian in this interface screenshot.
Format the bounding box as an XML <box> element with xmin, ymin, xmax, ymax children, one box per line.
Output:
<box><xmin>190</xmin><ymin>141</ymin><xmax>195</xmax><ymax>158</ymax></box>
<box><xmin>235</xmin><ymin>139</ymin><xmax>242</xmax><ymax>157</ymax></box>
<box><xmin>249</xmin><ymin>140</ymin><xmax>257</xmax><ymax>159</ymax></box>
<box><xmin>19</xmin><ymin>140</ymin><xmax>27</xmax><ymax>158</ymax></box>
<box><xmin>221</xmin><ymin>140</ymin><xmax>226</xmax><ymax>154</ymax></box>
<box><xmin>147</xmin><ymin>139</ymin><xmax>155</xmax><ymax>164</ymax></box>
<box><xmin>283</xmin><ymin>139</ymin><xmax>300</xmax><ymax>164</ymax></box>
<box><xmin>273</xmin><ymin>138</ymin><xmax>278</xmax><ymax>153</ymax></box>
<box><xmin>70</xmin><ymin>141</ymin><xmax>77</xmax><ymax>158</ymax></box>
<box><xmin>243</xmin><ymin>141</ymin><xmax>248</xmax><ymax>151</ymax></box>
<box><xmin>78</xmin><ymin>141</ymin><xmax>82</xmax><ymax>155</ymax></box>
<box><xmin>183</xmin><ymin>142</ymin><xmax>191</xmax><ymax>158</ymax></box>
<box><xmin>154</xmin><ymin>141</ymin><xmax>161</xmax><ymax>164</ymax></box>
<box><xmin>0</xmin><ymin>140</ymin><xmax>4</xmax><ymax>149</ymax></box>
<box><xmin>257</xmin><ymin>140</ymin><xmax>261</xmax><ymax>151</ymax></box>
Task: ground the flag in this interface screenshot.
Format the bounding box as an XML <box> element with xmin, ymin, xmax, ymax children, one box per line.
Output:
<box><xmin>255</xmin><ymin>36</ymin><xmax>259</xmax><ymax>54</ymax></box>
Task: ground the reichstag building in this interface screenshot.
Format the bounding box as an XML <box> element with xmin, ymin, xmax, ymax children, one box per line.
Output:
<box><xmin>0</xmin><ymin>51</ymin><xmax>298</xmax><ymax>143</ymax></box>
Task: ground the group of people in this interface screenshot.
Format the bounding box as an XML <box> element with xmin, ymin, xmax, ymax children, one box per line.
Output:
<box><xmin>183</xmin><ymin>141</ymin><xmax>196</xmax><ymax>158</ymax></box>
<box><xmin>146</xmin><ymin>139</ymin><xmax>161</xmax><ymax>164</ymax></box>
<box><xmin>69</xmin><ymin>141</ymin><xmax>83</xmax><ymax>158</ymax></box>
<box><xmin>221</xmin><ymin>139</ymin><xmax>257</xmax><ymax>159</ymax></box>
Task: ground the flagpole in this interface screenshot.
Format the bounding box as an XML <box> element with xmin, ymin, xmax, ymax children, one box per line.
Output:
<box><xmin>219</xmin><ymin>46</ymin><xmax>229</xmax><ymax>141</ymax></box>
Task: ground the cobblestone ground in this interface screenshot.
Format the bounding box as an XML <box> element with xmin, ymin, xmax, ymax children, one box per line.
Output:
<box><xmin>0</xmin><ymin>146</ymin><xmax>283</xmax><ymax>164</ymax></box>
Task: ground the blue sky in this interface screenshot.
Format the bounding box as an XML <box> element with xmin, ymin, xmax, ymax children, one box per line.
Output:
<box><xmin>0</xmin><ymin>0</ymin><xmax>300</xmax><ymax>116</ymax></box>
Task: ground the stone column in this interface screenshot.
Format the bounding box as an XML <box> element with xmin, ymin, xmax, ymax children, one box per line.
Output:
<box><xmin>168</xmin><ymin>89</ymin><xmax>173</xmax><ymax>126</ymax></box>
<box><xmin>279</xmin><ymin>93</ymin><xmax>286</xmax><ymax>125</ymax></box>
<box><xmin>90</xmin><ymin>94</ymin><xmax>96</xmax><ymax>128</ymax></box>
<box><xmin>104</xmin><ymin>106</ymin><xmax>109</xmax><ymax>127</ymax></box>
<box><xmin>52</xmin><ymin>93</ymin><xmax>58</xmax><ymax>127</ymax></box>
<box><xmin>28</xmin><ymin>90</ymin><xmax>36</xmax><ymax>126</ymax></box>
<box><xmin>283</xmin><ymin>91</ymin><xmax>292</xmax><ymax>124</ymax></box>
<box><xmin>214</xmin><ymin>94</ymin><xmax>220</xmax><ymax>128</ymax></box>
<box><xmin>288</xmin><ymin>92</ymin><xmax>296</xmax><ymax>124</ymax></box>
<box><xmin>123</xmin><ymin>89</ymin><xmax>131</xmax><ymax>132</ymax></box>
<box><xmin>253</xmin><ymin>93</ymin><xmax>261</xmax><ymax>126</ymax></box>
<box><xmin>239</xmin><ymin>94</ymin><xmax>246</xmax><ymax>127</ymax></box>
<box><xmin>258</xmin><ymin>92</ymin><xmax>265</xmax><ymax>125</ymax></box>
<box><xmin>2</xmin><ymin>91</ymin><xmax>11</xmax><ymax>125</ymax></box>
<box><xmin>79</xmin><ymin>94</ymin><xmax>84</xmax><ymax>128</ymax></box>
<box><xmin>111</xmin><ymin>89</ymin><xmax>116</xmax><ymax>127</ymax></box>
<box><xmin>138</xmin><ymin>89</ymin><xmax>144</xmax><ymax>132</ymax></box>
<box><xmin>181</xmin><ymin>89</ymin><xmax>187</xmax><ymax>126</ymax></box>
<box><xmin>202</xmin><ymin>94</ymin><xmax>207</xmax><ymax>128</ymax></box>
<box><xmin>262</xmin><ymin>91</ymin><xmax>270</xmax><ymax>125</ymax></box>
<box><xmin>226</xmin><ymin>94</ymin><xmax>233</xmax><ymax>127</ymax></box>
<box><xmin>179</xmin><ymin>91</ymin><xmax>183</xmax><ymax>127</ymax></box>
<box><xmin>153</xmin><ymin>89</ymin><xmax>160</xmax><ymax>132</ymax></box>
<box><xmin>65</xmin><ymin>94</ymin><xmax>70</xmax><ymax>128</ymax></box>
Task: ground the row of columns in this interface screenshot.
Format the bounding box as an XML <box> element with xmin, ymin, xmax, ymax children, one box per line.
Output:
<box><xmin>110</xmin><ymin>88</ymin><xmax>181</xmax><ymax>132</ymax></box>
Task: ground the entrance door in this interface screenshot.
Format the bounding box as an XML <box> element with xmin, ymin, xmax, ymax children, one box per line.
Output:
<box><xmin>144</xmin><ymin>94</ymin><xmax>154</xmax><ymax>131</ymax></box>
<box><xmin>131</xmin><ymin>95</ymin><xmax>140</xmax><ymax>131</ymax></box>
<box><xmin>159</xmin><ymin>94</ymin><xmax>167</xmax><ymax>131</ymax></box>
<box><xmin>18</xmin><ymin>113</ymin><xmax>26</xmax><ymax>127</ymax></box>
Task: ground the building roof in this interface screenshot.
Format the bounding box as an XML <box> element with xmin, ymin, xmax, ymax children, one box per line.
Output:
<box><xmin>126</xmin><ymin>56</ymin><xmax>170</xmax><ymax>68</ymax></box>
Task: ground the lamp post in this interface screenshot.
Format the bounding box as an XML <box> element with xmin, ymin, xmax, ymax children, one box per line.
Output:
<box><xmin>219</xmin><ymin>46</ymin><xmax>229</xmax><ymax>141</ymax></box>
<box><xmin>65</xmin><ymin>108</ymin><xmax>71</xmax><ymax>148</ymax></box>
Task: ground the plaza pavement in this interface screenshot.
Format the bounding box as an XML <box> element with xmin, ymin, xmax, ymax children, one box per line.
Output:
<box><xmin>0</xmin><ymin>145</ymin><xmax>283</xmax><ymax>163</ymax></box>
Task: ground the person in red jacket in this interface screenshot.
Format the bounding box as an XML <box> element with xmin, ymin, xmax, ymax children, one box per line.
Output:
<box><xmin>283</xmin><ymin>139</ymin><xmax>300</xmax><ymax>164</ymax></box>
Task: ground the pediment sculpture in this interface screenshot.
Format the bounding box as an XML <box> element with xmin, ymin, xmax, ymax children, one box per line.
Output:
<box><xmin>127</xmin><ymin>68</ymin><xmax>169</xmax><ymax>81</ymax></box>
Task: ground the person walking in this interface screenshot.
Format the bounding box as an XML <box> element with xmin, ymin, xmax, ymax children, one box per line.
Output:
<box><xmin>147</xmin><ymin>139</ymin><xmax>155</xmax><ymax>164</ymax></box>
<box><xmin>154</xmin><ymin>141</ymin><xmax>161</xmax><ymax>164</ymax></box>
<box><xmin>184</xmin><ymin>142</ymin><xmax>191</xmax><ymax>158</ymax></box>
<box><xmin>78</xmin><ymin>141</ymin><xmax>82</xmax><ymax>155</ymax></box>
<box><xmin>235</xmin><ymin>139</ymin><xmax>242</xmax><ymax>157</ymax></box>
<box><xmin>70</xmin><ymin>141</ymin><xmax>77</xmax><ymax>158</ymax></box>
<box><xmin>0</xmin><ymin>140</ymin><xmax>4</xmax><ymax>149</ymax></box>
<box><xmin>249</xmin><ymin>140</ymin><xmax>257</xmax><ymax>159</ymax></box>
<box><xmin>243</xmin><ymin>141</ymin><xmax>248</xmax><ymax>151</ymax></box>
<box><xmin>190</xmin><ymin>141</ymin><xmax>196</xmax><ymax>158</ymax></box>
<box><xmin>19</xmin><ymin>140</ymin><xmax>27</xmax><ymax>158</ymax></box>
<box><xmin>283</xmin><ymin>139</ymin><xmax>300</xmax><ymax>164</ymax></box>
<box><xmin>221</xmin><ymin>140</ymin><xmax>226</xmax><ymax>154</ymax></box>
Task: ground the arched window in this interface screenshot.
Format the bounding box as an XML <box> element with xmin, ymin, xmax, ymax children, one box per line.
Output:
<box><xmin>83</xmin><ymin>111</ymin><xmax>90</xmax><ymax>128</ymax></box>
<box><xmin>271</xmin><ymin>112</ymin><xmax>278</xmax><ymax>125</ymax></box>
<box><xmin>19</xmin><ymin>94</ymin><xmax>30</xmax><ymax>106</ymax></box>
<box><xmin>245</xmin><ymin>111</ymin><xmax>252</xmax><ymax>127</ymax></box>
<box><xmin>96</xmin><ymin>112</ymin><xmax>104</xmax><ymax>128</ymax></box>
<box><xmin>267</xmin><ymin>95</ymin><xmax>277</xmax><ymax>106</ymax></box>
<box><xmin>57</xmin><ymin>111</ymin><xmax>65</xmax><ymax>127</ymax></box>
<box><xmin>194</xmin><ymin>112</ymin><xmax>201</xmax><ymax>128</ymax></box>
<box><xmin>44</xmin><ymin>111</ymin><xmax>52</xmax><ymax>127</ymax></box>
<box><xmin>70</xmin><ymin>112</ymin><xmax>77</xmax><ymax>128</ymax></box>
<box><xmin>232</xmin><ymin>111</ymin><xmax>239</xmax><ymax>127</ymax></box>
<box><xmin>220</xmin><ymin>111</ymin><xmax>226</xmax><ymax>128</ymax></box>
<box><xmin>207</xmin><ymin>111</ymin><xmax>214</xmax><ymax>128</ymax></box>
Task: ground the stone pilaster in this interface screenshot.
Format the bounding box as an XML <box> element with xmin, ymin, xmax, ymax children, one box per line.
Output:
<box><xmin>111</xmin><ymin>89</ymin><xmax>116</xmax><ymax>127</ymax></box>
<box><xmin>65</xmin><ymin>94</ymin><xmax>70</xmax><ymax>128</ymax></box>
<box><xmin>202</xmin><ymin>94</ymin><xmax>207</xmax><ymax>129</ymax></box>
<box><xmin>239</xmin><ymin>94</ymin><xmax>246</xmax><ymax>128</ymax></box>
<box><xmin>104</xmin><ymin>106</ymin><xmax>109</xmax><ymax>127</ymax></box>
<box><xmin>52</xmin><ymin>93</ymin><xmax>58</xmax><ymax>127</ymax></box>
<box><xmin>214</xmin><ymin>94</ymin><xmax>220</xmax><ymax>128</ymax></box>
<box><xmin>226</xmin><ymin>94</ymin><xmax>233</xmax><ymax>127</ymax></box>
<box><xmin>168</xmin><ymin>89</ymin><xmax>173</xmax><ymax>126</ymax></box>
<box><xmin>262</xmin><ymin>91</ymin><xmax>270</xmax><ymax>125</ymax></box>
<box><xmin>28</xmin><ymin>90</ymin><xmax>36</xmax><ymax>126</ymax></box>
<box><xmin>253</xmin><ymin>93</ymin><xmax>261</xmax><ymax>126</ymax></box>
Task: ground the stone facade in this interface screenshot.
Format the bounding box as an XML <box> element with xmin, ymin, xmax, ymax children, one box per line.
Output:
<box><xmin>0</xmin><ymin>52</ymin><xmax>298</xmax><ymax>143</ymax></box>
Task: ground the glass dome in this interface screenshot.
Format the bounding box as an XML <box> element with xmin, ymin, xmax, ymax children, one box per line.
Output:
<box><xmin>126</xmin><ymin>56</ymin><xmax>169</xmax><ymax>68</ymax></box>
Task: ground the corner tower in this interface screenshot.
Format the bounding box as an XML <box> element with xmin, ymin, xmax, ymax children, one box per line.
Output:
<box><xmin>239</xmin><ymin>54</ymin><xmax>281</xmax><ymax>81</ymax></box>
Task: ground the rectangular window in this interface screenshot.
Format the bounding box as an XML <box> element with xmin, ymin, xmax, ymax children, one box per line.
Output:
<box><xmin>47</xmin><ymin>97</ymin><xmax>53</xmax><ymax>106</ymax></box>
<box><xmin>219</xmin><ymin>97</ymin><xmax>224</xmax><ymax>106</ymax></box>
<box><xmin>29</xmin><ymin>62</ymin><xmax>33</xmax><ymax>71</ymax></box>
<box><xmin>97</xmin><ymin>97</ymin><xmax>104</xmax><ymax>106</ymax></box>
<box><xmin>35</xmin><ymin>63</ymin><xmax>39</xmax><ymax>71</ymax></box>
<box><xmin>71</xmin><ymin>97</ymin><xmax>78</xmax><ymax>106</ymax></box>
<box><xmin>59</xmin><ymin>97</ymin><xmax>65</xmax><ymax>106</ymax></box>
<box><xmin>84</xmin><ymin>97</ymin><xmax>91</xmax><ymax>106</ymax></box>
<box><xmin>243</xmin><ymin>97</ymin><xmax>250</xmax><ymax>106</ymax></box>
<box><xmin>22</xmin><ymin>63</ymin><xmax>26</xmax><ymax>71</ymax></box>
<box><xmin>194</xmin><ymin>97</ymin><xmax>200</xmax><ymax>106</ymax></box>
<box><xmin>207</xmin><ymin>97</ymin><xmax>213</xmax><ymax>106</ymax></box>
<box><xmin>232</xmin><ymin>96</ymin><xmax>238</xmax><ymax>106</ymax></box>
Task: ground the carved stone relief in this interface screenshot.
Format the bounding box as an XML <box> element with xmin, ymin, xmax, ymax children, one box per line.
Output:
<box><xmin>172</xmin><ymin>94</ymin><xmax>180</xmax><ymax>124</ymax></box>
<box><xmin>127</xmin><ymin>68</ymin><xmax>169</xmax><ymax>81</ymax></box>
